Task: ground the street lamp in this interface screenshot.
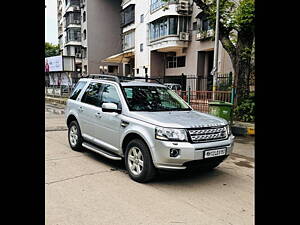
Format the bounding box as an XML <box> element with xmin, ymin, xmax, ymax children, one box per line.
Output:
<box><xmin>211</xmin><ymin>0</ymin><xmax>220</xmax><ymax>100</ymax></box>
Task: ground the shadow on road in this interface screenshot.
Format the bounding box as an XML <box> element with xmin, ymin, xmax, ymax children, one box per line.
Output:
<box><xmin>82</xmin><ymin>149</ymin><xmax>230</xmax><ymax>184</ymax></box>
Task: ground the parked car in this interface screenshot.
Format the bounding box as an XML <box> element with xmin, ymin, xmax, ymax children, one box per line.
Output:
<box><xmin>65</xmin><ymin>75</ymin><xmax>234</xmax><ymax>183</ymax></box>
<box><xmin>164</xmin><ymin>83</ymin><xmax>182</xmax><ymax>91</ymax></box>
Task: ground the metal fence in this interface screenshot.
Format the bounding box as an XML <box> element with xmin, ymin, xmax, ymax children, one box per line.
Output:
<box><xmin>45</xmin><ymin>77</ymin><xmax>80</xmax><ymax>98</ymax></box>
<box><xmin>45</xmin><ymin>74</ymin><xmax>233</xmax><ymax>114</ymax></box>
<box><xmin>176</xmin><ymin>90</ymin><xmax>232</xmax><ymax>113</ymax></box>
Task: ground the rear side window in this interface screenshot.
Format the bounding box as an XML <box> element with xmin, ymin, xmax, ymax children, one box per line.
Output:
<box><xmin>69</xmin><ymin>81</ymin><xmax>87</xmax><ymax>100</ymax></box>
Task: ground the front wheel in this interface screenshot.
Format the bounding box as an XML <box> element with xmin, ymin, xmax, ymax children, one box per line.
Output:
<box><xmin>125</xmin><ymin>139</ymin><xmax>156</xmax><ymax>183</ymax></box>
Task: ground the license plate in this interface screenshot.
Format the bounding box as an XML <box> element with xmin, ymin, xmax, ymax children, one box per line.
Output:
<box><xmin>204</xmin><ymin>148</ymin><xmax>226</xmax><ymax>158</ymax></box>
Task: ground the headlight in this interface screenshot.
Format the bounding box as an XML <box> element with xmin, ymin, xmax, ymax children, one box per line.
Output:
<box><xmin>155</xmin><ymin>127</ymin><xmax>188</xmax><ymax>141</ymax></box>
<box><xmin>226</xmin><ymin>124</ymin><xmax>232</xmax><ymax>136</ymax></box>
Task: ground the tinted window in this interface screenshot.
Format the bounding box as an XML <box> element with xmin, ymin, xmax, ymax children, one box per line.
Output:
<box><xmin>69</xmin><ymin>81</ymin><xmax>86</xmax><ymax>100</ymax></box>
<box><xmin>81</xmin><ymin>82</ymin><xmax>102</xmax><ymax>106</ymax></box>
<box><xmin>100</xmin><ymin>84</ymin><xmax>121</xmax><ymax>109</ymax></box>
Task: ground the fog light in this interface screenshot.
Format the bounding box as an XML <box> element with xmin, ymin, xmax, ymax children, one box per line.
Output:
<box><xmin>170</xmin><ymin>148</ymin><xmax>180</xmax><ymax>157</ymax></box>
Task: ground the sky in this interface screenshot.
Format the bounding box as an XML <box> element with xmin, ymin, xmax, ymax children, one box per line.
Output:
<box><xmin>45</xmin><ymin>0</ymin><xmax>58</xmax><ymax>45</ymax></box>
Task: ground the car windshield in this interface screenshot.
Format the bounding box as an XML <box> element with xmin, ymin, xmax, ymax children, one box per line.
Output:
<box><xmin>123</xmin><ymin>86</ymin><xmax>191</xmax><ymax>111</ymax></box>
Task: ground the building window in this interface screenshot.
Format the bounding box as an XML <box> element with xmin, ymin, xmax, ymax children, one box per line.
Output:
<box><xmin>140</xmin><ymin>14</ymin><xmax>144</xmax><ymax>23</ymax></box>
<box><xmin>108</xmin><ymin>65</ymin><xmax>119</xmax><ymax>74</ymax></box>
<box><xmin>136</xmin><ymin>68</ymin><xmax>139</xmax><ymax>74</ymax></box>
<box><xmin>140</xmin><ymin>43</ymin><xmax>143</xmax><ymax>52</ymax></box>
<box><xmin>149</xmin><ymin>16</ymin><xmax>189</xmax><ymax>41</ymax></box>
<box><xmin>193</xmin><ymin>22</ymin><xmax>197</xmax><ymax>30</ymax></box>
<box><xmin>65</xmin><ymin>12</ymin><xmax>81</xmax><ymax>26</ymax></box>
<box><xmin>150</xmin><ymin>0</ymin><xmax>167</xmax><ymax>13</ymax></box>
<box><xmin>122</xmin><ymin>31</ymin><xmax>135</xmax><ymax>51</ymax></box>
<box><xmin>150</xmin><ymin>16</ymin><xmax>181</xmax><ymax>41</ymax></box>
<box><xmin>121</xmin><ymin>4</ymin><xmax>135</xmax><ymax>27</ymax></box>
<box><xmin>83</xmin><ymin>29</ymin><xmax>87</xmax><ymax>40</ymax></box>
<box><xmin>166</xmin><ymin>56</ymin><xmax>186</xmax><ymax>68</ymax></box>
<box><xmin>82</xmin><ymin>47</ymin><xmax>87</xmax><ymax>58</ymax></box>
<box><xmin>66</xmin><ymin>28</ymin><xmax>81</xmax><ymax>42</ymax></box>
<box><xmin>83</xmin><ymin>11</ymin><xmax>86</xmax><ymax>22</ymax></box>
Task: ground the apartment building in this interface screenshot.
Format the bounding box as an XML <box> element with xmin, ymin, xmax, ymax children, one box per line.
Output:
<box><xmin>57</xmin><ymin>0</ymin><xmax>123</xmax><ymax>77</ymax></box>
<box><xmin>103</xmin><ymin>0</ymin><xmax>233</xmax><ymax>91</ymax></box>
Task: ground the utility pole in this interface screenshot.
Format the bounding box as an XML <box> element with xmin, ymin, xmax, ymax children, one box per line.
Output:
<box><xmin>211</xmin><ymin>0</ymin><xmax>220</xmax><ymax>100</ymax></box>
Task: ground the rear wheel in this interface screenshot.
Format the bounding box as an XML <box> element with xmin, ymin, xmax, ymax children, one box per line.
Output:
<box><xmin>125</xmin><ymin>139</ymin><xmax>156</xmax><ymax>183</ymax></box>
<box><xmin>68</xmin><ymin>120</ymin><xmax>84</xmax><ymax>152</ymax></box>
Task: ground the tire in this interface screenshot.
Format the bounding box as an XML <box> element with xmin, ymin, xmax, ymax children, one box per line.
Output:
<box><xmin>125</xmin><ymin>139</ymin><xmax>156</xmax><ymax>183</ymax></box>
<box><xmin>68</xmin><ymin>120</ymin><xmax>84</xmax><ymax>152</ymax></box>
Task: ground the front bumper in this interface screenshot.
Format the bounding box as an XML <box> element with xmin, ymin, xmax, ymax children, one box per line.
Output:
<box><xmin>152</xmin><ymin>135</ymin><xmax>235</xmax><ymax>170</ymax></box>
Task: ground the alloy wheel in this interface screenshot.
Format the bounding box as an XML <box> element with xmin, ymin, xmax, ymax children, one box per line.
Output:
<box><xmin>127</xmin><ymin>147</ymin><xmax>144</xmax><ymax>176</ymax></box>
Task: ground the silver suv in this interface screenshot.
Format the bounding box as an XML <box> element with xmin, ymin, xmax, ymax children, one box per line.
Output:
<box><xmin>65</xmin><ymin>75</ymin><xmax>234</xmax><ymax>183</ymax></box>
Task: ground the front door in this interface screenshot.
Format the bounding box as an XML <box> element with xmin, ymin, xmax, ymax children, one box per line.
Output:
<box><xmin>93</xmin><ymin>83</ymin><xmax>122</xmax><ymax>153</ymax></box>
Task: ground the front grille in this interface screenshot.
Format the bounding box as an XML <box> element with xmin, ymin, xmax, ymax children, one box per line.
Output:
<box><xmin>187</xmin><ymin>126</ymin><xmax>227</xmax><ymax>143</ymax></box>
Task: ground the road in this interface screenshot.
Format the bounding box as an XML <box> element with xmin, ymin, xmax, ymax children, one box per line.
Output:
<box><xmin>45</xmin><ymin>103</ymin><xmax>254</xmax><ymax>225</ymax></box>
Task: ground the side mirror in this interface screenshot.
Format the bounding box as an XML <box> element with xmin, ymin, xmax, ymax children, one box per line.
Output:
<box><xmin>102</xmin><ymin>103</ymin><xmax>121</xmax><ymax>114</ymax></box>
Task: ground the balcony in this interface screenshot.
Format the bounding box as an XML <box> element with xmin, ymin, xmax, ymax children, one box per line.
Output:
<box><xmin>65</xmin><ymin>28</ymin><xmax>81</xmax><ymax>45</ymax></box>
<box><xmin>196</xmin><ymin>29</ymin><xmax>214</xmax><ymax>41</ymax></box>
<box><xmin>65</xmin><ymin>0</ymin><xmax>80</xmax><ymax>12</ymax></box>
<box><xmin>150</xmin><ymin>0</ymin><xmax>192</xmax><ymax>15</ymax></box>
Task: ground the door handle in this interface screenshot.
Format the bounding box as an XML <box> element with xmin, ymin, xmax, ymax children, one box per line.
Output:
<box><xmin>95</xmin><ymin>112</ymin><xmax>102</xmax><ymax>118</ymax></box>
<box><xmin>79</xmin><ymin>106</ymin><xmax>84</xmax><ymax>112</ymax></box>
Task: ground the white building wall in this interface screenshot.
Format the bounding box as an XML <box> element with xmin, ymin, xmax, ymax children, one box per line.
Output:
<box><xmin>134</xmin><ymin>0</ymin><xmax>150</xmax><ymax>77</ymax></box>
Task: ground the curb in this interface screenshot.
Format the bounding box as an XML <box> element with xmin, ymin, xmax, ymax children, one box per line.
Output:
<box><xmin>232</xmin><ymin>122</ymin><xmax>255</xmax><ymax>136</ymax></box>
<box><xmin>45</xmin><ymin>96</ymin><xmax>67</xmax><ymax>105</ymax></box>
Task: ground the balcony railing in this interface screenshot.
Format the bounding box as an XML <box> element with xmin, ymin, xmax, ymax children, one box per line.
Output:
<box><xmin>66</xmin><ymin>19</ymin><xmax>81</xmax><ymax>27</ymax></box>
<box><xmin>65</xmin><ymin>35</ymin><xmax>81</xmax><ymax>43</ymax></box>
<box><xmin>196</xmin><ymin>29</ymin><xmax>214</xmax><ymax>41</ymax></box>
<box><xmin>150</xmin><ymin>0</ymin><xmax>167</xmax><ymax>13</ymax></box>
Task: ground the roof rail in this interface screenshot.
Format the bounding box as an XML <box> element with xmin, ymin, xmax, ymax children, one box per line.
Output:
<box><xmin>89</xmin><ymin>74</ymin><xmax>120</xmax><ymax>83</ymax></box>
<box><xmin>88</xmin><ymin>74</ymin><xmax>163</xmax><ymax>85</ymax></box>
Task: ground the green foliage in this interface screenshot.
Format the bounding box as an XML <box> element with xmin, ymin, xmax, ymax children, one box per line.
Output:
<box><xmin>233</xmin><ymin>94</ymin><xmax>255</xmax><ymax>122</ymax></box>
<box><xmin>232</xmin><ymin>0</ymin><xmax>255</xmax><ymax>31</ymax></box>
<box><xmin>45</xmin><ymin>42</ymin><xmax>60</xmax><ymax>57</ymax></box>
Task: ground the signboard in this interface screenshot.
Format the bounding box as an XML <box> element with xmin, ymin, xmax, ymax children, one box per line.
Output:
<box><xmin>45</xmin><ymin>56</ymin><xmax>63</xmax><ymax>72</ymax></box>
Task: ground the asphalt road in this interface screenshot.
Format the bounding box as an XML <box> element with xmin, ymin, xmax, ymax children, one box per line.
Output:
<box><xmin>45</xmin><ymin>103</ymin><xmax>254</xmax><ymax>225</ymax></box>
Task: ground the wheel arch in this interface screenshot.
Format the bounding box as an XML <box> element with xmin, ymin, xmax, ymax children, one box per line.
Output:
<box><xmin>66</xmin><ymin>114</ymin><xmax>78</xmax><ymax>128</ymax></box>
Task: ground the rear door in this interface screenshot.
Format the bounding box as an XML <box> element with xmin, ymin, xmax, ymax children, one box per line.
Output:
<box><xmin>78</xmin><ymin>82</ymin><xmax>103</xmax><ymax>140</ymax></box>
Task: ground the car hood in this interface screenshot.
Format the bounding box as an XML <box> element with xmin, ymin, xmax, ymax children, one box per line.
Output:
<box><xmin>127</xmin><ymin>110</ymin><xmax>228</xmax><ymax>128</ymax></box>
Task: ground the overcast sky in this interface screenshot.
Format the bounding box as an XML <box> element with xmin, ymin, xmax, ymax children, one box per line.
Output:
<box><xmin>45</xmin><ymin>0</ymin><xmax>58</xmax><ymax>44</ymax></box>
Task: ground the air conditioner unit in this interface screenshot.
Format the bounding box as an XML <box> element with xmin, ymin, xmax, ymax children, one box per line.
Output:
<box><xmin>179</xmin><ymin>32</ymin><xmax>190</xmax><ymax>41</ymax></box>
<box><xmin>75</xmin><ymin>53</ymin><xmax>82</xmax><ymax>58</ymax></box>
<box><xmin>177</xmin><ymin>0</ymin><xmax>189</xmax><ymax>10</ymax></box>
<box><xmin>73</xmin><ymin>20</ymin><xmax>80</xmax><ymax>24</ymax></box>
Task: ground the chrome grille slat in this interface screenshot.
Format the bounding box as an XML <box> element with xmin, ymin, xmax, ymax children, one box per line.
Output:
<box><xmin>188</xmin><ymin>126</ymin><xmax>227</xmax><ymax>143</ymax></box>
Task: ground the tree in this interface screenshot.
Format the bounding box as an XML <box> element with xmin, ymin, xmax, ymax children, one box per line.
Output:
<box><xmin>164</xmin><ymin>0</ymin><xmax>255</xmax><ymax>105</ymax></box>
<box><xmin>45</xmin><ymin>42</ymin><xmax>60</xmax><ymax>57</ymax></box>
